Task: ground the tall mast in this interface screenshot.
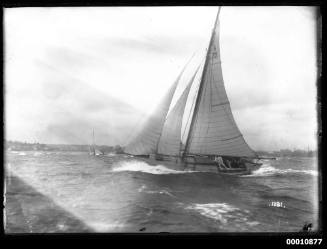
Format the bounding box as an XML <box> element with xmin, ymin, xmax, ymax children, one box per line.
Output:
<box><xmin>183</xmin><ymin>7</ymin><xmax>221</xmax><ymax>158</ymax></box>
<box><xmin>92</xmin><ymin>129</ymin><xmax>95</xmax><ymax>145</ymax></box>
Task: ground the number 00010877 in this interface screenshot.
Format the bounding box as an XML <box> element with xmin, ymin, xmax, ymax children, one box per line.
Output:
<box><xmin>286</xmin><ymin>239</ymin><xmax>322</xmax><ymax>245</ymax></box>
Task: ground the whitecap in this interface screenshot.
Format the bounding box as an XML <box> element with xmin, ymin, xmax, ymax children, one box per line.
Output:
<box><xmin>247</xmin><ymin>163</ymin><xmax>278</xmax><ymax>177</ymax></box>
<box><xmin>279</xmin><ymin>168</ymin><xmax>318</xmax><ymax>176</ymax></box>
<box><xmin>243</xmin><ymin>163</ymin><xmax>318</xmax><ymax>177</ymax></box>
<box><xmin>185</xmin><ymin>203</ymin><xmax>248</xmax><ymax>225</ymax></box>
<box><xmin>138</xmin><ymin>185</ymin><xmax>147</xmax><ymax>192</ymax></box>
<box><xmin>185</xmin><ymin>202</ymin><xmax>262</xmax><ymax>230</ymax></box>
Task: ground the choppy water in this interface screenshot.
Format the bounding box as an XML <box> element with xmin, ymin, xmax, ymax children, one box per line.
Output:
<box><xmin>5</xmin><ymin>151</ymin><xmax>319</xmax><ymax>232</ymax></box>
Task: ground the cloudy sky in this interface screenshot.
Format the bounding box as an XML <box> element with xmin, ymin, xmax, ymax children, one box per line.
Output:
<box><xmin>5</xmin><ymin>7</ymin><xmax>318</xmax><ymax>151</ymax></box>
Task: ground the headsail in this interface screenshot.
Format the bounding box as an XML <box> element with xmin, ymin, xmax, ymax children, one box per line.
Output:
<box><xmin>124</xmin><ymin>60</ymin><xmax>191</xmax><ymax>155</ymax></box>
<box><xmin>157</xmin><ymin>66</ymin><xmax>201</xmax><ymax>156</ymax></box>
<box><xmin>184</xmin><ymin>7</ymin><xmax>257</xmax><ymax>158</ymax></box>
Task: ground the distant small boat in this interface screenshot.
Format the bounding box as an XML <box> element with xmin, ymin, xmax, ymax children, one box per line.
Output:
<box><xmin>124</xmin><ymin>7</ymin><xmax>263</xmax><ymax>175</ymax></box>
<box><xmin>89</xmin><ymin>129</ymin><xmax>104</xmax><ymax>156</ymax></box>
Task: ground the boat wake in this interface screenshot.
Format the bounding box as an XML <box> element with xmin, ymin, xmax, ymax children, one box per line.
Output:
<box><xmin>185</xmin><ymin>203</ymin><xmax>259</xmax><ymax>228</ymax></box>
<box><xmin>112</xmin><ymin>160</ymin><xmax>197</xmax><ymax>175</ymax></box>
<box><xmin>245</xmin><ymin>163</ymin><xmax>318</xmax><ymax>177</ymax></box>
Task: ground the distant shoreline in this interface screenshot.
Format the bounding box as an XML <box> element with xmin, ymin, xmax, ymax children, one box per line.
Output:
<box><xmin>5</xmin><ymin>140</ymin><xmax>317</xmax><ymax>158</ymax></box>
<box><xmin>5</xmin><ymin>140</ymin><xmax>124</xmax><ymax>154</ymax></box>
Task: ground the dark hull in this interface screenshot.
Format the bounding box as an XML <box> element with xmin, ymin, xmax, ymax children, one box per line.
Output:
<box><xmin>133</xmin><ymin>154</ymin><xmax>262</xmax><ymax>176</ymax></box>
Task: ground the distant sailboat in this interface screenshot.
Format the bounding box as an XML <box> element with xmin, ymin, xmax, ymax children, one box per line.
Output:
<box><xmin>89</xmin><ymin>129</ymin><xmax>104</xmax><ymax>156</ymax></box>
<box><xmin>124</xmin><ymin>7</ymin><xmax>262</xmax><ymax>175</ymax></box>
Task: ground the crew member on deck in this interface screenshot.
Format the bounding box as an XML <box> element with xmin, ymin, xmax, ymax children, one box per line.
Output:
<box><xmin>225</xmin><ymin>159</ymin><xmax>232</xmax><ymax>168</ymax></box>
<box><xmin>239</xmin><ymin>158</ymin><xmax>247</xmax><ymax>169</ymax></box>
<box><xmin>215</xmin><ymin>156</ymin><xmax>228</xmax><ymax>170</ymax></box>
<box><xmin>231</xmin><ymin>159</ymin><xmax>239</xmax><ymax>168</ymax></box>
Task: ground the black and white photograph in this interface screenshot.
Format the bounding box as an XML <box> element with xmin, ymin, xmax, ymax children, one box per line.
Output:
<box><xmin>3</xmin><ymin>6</ymin><xmax>321</xmax><ymax>235</ymax></box>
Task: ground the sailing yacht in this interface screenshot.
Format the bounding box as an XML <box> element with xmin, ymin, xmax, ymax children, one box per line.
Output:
<box><xmin>89</xmin><ymin>129</ymin><xmax>104</xmax><ymax>156</ymax></box>
<box><xmin>124</xmin><ymin>7</ymin><xmax>262</xmax><ymax>175</ymax></box>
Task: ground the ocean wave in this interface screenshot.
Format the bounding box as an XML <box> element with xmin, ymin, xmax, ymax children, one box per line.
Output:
<box><xmin>244</xmin><ymin>164</ymin><xmax>318</xmax><ymax>177</ymax></box>
<box><xmin>18</xmin><ymin>152</ymin><xmax>27</xmax><ymax>156</ymax></box>
<box><xmin>185</xmin><ymin>203</ymin><xmax>258</xmax><ymax>227</ymax></box>
<box><xmin>112</xmin><ymin>161</ymin><xmax>196</xmax><ymax>175</ymax></box>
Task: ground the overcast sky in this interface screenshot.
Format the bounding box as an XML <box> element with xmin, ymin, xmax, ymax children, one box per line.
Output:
<box><xmin>5</xmin><ymin>7</ymin><xmax>318</xmax><ymax>151</ymax></box>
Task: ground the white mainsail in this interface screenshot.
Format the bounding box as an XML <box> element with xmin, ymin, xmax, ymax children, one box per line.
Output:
<box><xmin>157</xmin><ymin>66</ymin><xmax>201</xmax><ymax>156</ymax></box>
<box><xmin>185</xmin><ymin>7</ymin><xmax>256</xmax><ymax>158</ymax></box>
